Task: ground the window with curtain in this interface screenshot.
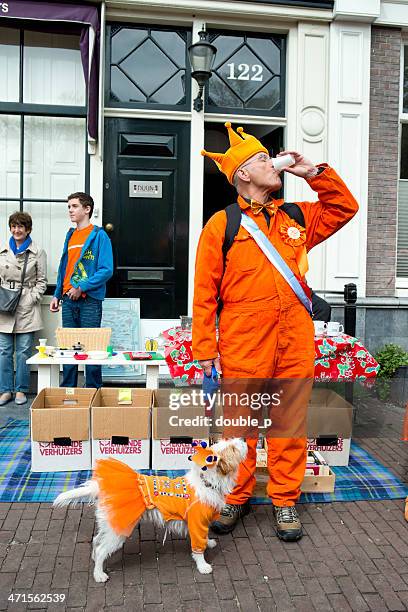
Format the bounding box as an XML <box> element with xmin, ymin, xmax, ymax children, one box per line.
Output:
<box><xmin>397</xmin><ymin>45</ymin><xmax>408</xmax><ymax>279</ymax></box>
<box><xmin>0</xmin><ymin>26</ymin><xmax>88</xmax><ymax>285</ymax></box>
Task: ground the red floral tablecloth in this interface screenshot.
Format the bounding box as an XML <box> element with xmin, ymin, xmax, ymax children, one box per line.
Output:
<box><xmin>162</xmin><ymin>327</ymin><xmax>380</xmax><ymax>383</ymax></box>
<box><xmin>314</xmin><ymin>334</ymin><xmax>379</xmax><ymax>381</ymax></box>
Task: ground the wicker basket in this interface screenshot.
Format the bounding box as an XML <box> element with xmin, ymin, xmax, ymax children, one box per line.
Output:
<box><xmin>55</xmin><ymin>327</ymin><xmax>112</xmax><ymax>351</ymax></box>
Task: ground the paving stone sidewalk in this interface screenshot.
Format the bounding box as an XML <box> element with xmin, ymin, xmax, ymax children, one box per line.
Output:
<box><xmin>0</xmin><ymin>391</ymin><xmax>407</xmax><ymax>611</ymax></box>
<box><xmin>0</xmin><ymin>435</ymin><xmax>407</xmax><ymax>611</ymax></box>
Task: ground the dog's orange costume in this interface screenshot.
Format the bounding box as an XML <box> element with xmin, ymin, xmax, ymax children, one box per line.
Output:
<box><xmin>94</xmin><ymin>455</ymin><xmax>219</xmax><ymax>553</ymax></box>
<box><xmin>193</xmin><ymin>123</ymin><xmax>359</xmax><ymax>507</ymax></box>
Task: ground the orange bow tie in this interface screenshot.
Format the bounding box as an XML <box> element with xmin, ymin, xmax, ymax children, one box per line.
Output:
<box><xmin>250</xmin><ymin>200</ymin><xmax>277</xmax><ymax>216</ymax></box>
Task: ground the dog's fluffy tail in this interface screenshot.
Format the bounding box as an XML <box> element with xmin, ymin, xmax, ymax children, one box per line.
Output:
<box><xmin>53</xmin><ymin>479</ymin><xmax>99</xmax><ymax>508</ymax></box>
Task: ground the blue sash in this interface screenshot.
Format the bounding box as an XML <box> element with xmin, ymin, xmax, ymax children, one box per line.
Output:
<box><xmin>240</xmin><ymin>213</ymin><xmax>313</xmax><ymax>315</ymax></box>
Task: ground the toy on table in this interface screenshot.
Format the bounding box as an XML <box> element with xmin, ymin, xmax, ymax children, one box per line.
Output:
<box><xmin>72</xmin><ymin>341</ymin><xmax>85</xmax><ymax>351</ymax></box>
<box><xmin>54</xmin><ymin>343</ymin><xmax>86</xmax><ymax>358</ymax></box>
<box><xmin>144</xmin><ymin>338</ymin><xmax>159</xmax><ymax>352</ymax></box>
<box><xmin>124</xmin><ymin>351</ymin><xmax>153</xmax><ymax>361</ymax></box>
<box><xmin>36</xmin><ymin>345</ymin><xmax>47</xmax><ymax>358</ymax></box>
<box><xmin>36</xmin><ymin>338</ymin><xmax>48</xmax><ymax>359</ymax></box>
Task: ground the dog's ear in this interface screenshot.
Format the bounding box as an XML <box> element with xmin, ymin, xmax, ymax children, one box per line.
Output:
<box><xmin>216</xmin><ymin>456</ymin><xmax>230</xmax><ymax>476</ymax></box>
<box><xmin>216</xmin><ymin>444</ymin><xmax>242</xmax><ymax>476</ymax></box>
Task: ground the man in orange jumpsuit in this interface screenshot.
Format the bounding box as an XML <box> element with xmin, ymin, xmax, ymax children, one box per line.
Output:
<box><xmin>192</xmin><ymin>122</ymin><xmax>359</xmax><ymax>540</ymax></box>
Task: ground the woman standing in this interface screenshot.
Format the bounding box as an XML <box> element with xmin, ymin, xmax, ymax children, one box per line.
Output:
<box><xmin>0</xmin><ymin>212</ymin><xmax>47</xmax><ymax>406</ymax></box>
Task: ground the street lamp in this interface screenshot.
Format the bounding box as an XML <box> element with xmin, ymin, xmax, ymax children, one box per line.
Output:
<box><xmin>188</xmin><ymin>29</ymin><xmax>217</xmax><ymax>112</ymax></box>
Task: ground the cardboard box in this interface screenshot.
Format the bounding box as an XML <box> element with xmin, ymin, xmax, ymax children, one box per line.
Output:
<box><xmin>301</xmin><ymin>467</ymin><xmax>335</xmax><ymax>492</ymax></box>
<box><xmin>151</xmin><ymin>390</ymin><xmax>210</xmax><ymax>469</ymax></box>
<box><xmin>91</xmin><ymin>388</ymin><xmax>152</xmax><ymax>470</ymax></box>
<box><xmin>152</xmin><ymin>390</ymin><xmax>210</xmax><ymax>470</ymax></box>
<box><xmin>152</xmin><ymin>389</ymin><xmax>210</xmax><ymax>437</ymax></box>
<box><xmin>31</xmin><ymin>388</ymin><xmax>95</xmax><ymax>472</ymax></box>
<box><xmin>307</xmin><ymin>436</ymin><xmax>351</xmax><ymax>466</ymax></box>
<box><xmin>151</xmin><ymin>438</ymin><xmax>209</xmax><ymax>470</ymax></box>
<box><xmin>252</xmin><ymin>466</ymin><xmax>335</xmax><ymax>497</ymax></box>
<box><xmin>307</xmin><ymin>389</ymin><xmax>353</xmax><ymax>438</ymax></box>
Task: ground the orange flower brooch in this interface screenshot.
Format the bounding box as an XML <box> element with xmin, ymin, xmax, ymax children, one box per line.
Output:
<box><xmin>279</xmin><ymin>219</ymin><xmax>306</xmax><ymax>247</ymax></box>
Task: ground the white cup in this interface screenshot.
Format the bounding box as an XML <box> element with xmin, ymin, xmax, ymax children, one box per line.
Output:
<box><xmin>313</xmin><ymin>321</ymin><xmax>327</xmax><ymax>336</ymax></box>
<box><xmin>326</xmin><ymin>322</ymin><xmax>344</xmax><ymax>336</ymax></box>
<box><xmin>38</xmin><ymin>338</ymin><xmax>47</xmax><ymax>346</ymax></box>
<box><xmin>272</xmin><ymin>154</ymin><xmax>296</xmax><ymax>172</ymax></box>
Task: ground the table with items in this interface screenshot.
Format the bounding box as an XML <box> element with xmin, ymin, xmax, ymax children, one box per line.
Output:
<box><xmin>161</xmin><ymin>327</ymin><xmax>380</xmax><ymax>383</ymax></box>
<box><xmin>27</xmin><ymin>352</ymin><xmax>166</xmax><ymax>391</ymax></box>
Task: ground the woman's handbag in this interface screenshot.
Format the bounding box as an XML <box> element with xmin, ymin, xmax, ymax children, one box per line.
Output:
<box><xmin>0</xmin><ymin>252</ymin><xmax>29</xmax><ymax>314</ymax></box>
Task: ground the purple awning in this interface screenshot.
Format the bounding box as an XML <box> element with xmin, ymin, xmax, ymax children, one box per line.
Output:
<box><xmin>0</xmin><ymin>1</ymin><xmax>100</xmax><ymax>141</ymax></box>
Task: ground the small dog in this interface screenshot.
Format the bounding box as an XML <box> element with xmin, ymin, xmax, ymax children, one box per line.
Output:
<box><xmin>53</xmin><ymin>438</ymin><xmax>247</xmax><ymax>582</ymax></box>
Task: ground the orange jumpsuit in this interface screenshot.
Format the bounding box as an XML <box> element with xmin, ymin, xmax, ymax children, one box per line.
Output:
<box><xmin>94</xmin><ymin>458</ymin><xmax>218</xmax><ymax>552</ymax></box>
<box><xmin>192</xmin><ymin>166</ymin><xmax>359</xmax><ymax>506</ymax></box>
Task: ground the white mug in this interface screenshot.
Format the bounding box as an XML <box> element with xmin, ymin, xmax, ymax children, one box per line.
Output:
<box><xmin>326</xmin><ymin>322</ymin><xmax>344</xmax><ymax>336</ymax></box>
<box><xmin>38</xmin><ymin>338</ymin><xmax>47</xmax><ymax>346</ymax></box>
<box><xmin>313</xmin><ymin>321</ymin><xmax>327</xmax><ymax>336</ymax></box>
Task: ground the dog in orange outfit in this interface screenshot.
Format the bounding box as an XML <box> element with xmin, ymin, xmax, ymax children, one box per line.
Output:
<box><xmin>53</xmin><ymin>438</ymin><xmax>247</xmax><ymax>581</ymax></box>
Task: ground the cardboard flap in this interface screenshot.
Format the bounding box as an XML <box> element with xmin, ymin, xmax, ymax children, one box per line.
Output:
<box><xmin>31</xmin><ymin>407</ymin><xmax>89</xmax><ymax>442</ymax></box>
<box><xmin>30</xmin><ymin>388</ymin><xmax>93</xmax><ymax>442</ymax></box>
<box><xmin>152</xmin><ymin>389</ymin><xmax>210</xmax><ymax>438</ymax></box>
<box><xmin>307</xmin><ymin>390</ymin><xmax>353</xmax><ymax>438</ymax></box>
<box><xmin>92</xmin><ymin>388</ymin><xmax>152</xmax><ymax>409</ymax></box>
<box><xmin>90</xmin><ymin>388</ymin><xmax>152</xmax><ymax>439</ymax></box>
<box><xmin>31</xmin><ymin>387</ymin><xmax>96</xmax><ymax>409</ymax></box>
<box><xmin>92</xmin><ymin>406</ymin><xmax>150</xmax><ymax>439</ymax></box>
<box><xmin>153</xmin><ymin>389</ymin><xmax>197</xmax><ymax>408</ymax></box>
<box><xmin>152</xmin><ymin>405</ymin><xmax>209</xmax><ymax>439</ymax></box>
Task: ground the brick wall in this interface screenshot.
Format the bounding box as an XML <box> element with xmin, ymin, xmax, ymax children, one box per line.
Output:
<box><xmin>366</xmin><ymin>27</ymin><xmax>401</xmax><ymax>296</ymax></box>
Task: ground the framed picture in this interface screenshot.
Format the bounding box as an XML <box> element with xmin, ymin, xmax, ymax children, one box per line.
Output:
<box><xmin>101</xmin><ymin>298</ymin><xmax>141</xmax><ymax>380</ymax></box>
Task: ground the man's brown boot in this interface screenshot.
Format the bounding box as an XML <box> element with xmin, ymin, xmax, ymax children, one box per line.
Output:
<box><xmin>274</xmin><ymin>505</ymin><xmax>302</xmax><ymax>541</ymax></box>
<box><xmin>210</xmin><ymin>501</ymin><xmax>251</xmax><ymax>534</ymax></box>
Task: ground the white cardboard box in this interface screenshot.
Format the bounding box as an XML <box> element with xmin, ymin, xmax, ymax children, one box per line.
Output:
<box><xmin>151</xmin><ymin>390</ymin><xmax>210</xmax><ymax>470</ymax></box>
<box><xmin>92</xmin><ymin>438</ymin><xmax>150</xmax><ymax>470</ymax></box>
<box><xmin>91</xmin><ymin>388</ymin><xmax>152</xmax><ymax>470</ymax></box>
<box><xmin>151</xmin><ymin>438</ymin><xmax>209</xmax><ymax>470</ymax></box>
<box><xmin>307</xmin><ymin>437</ymin><xmax>351</xmax><ymax>466</ymax></box>
<box><xmin>31</xmin><ymin>440</ymin><xmax>92</xmax><ymax>473</ymax></box>
<box><xmin>30</xmin><ymin>388</ymin><xmax>95</xmax><ymax>473</ymax></box>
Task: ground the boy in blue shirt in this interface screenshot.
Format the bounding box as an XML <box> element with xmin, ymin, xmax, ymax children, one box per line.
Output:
<box><xmin>50</xmin><ymin>192</ymin><xmax>113</xmax><ymax>388</ymax></box>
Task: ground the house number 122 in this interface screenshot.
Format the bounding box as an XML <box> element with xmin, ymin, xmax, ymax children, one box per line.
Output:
<box><xmin>227</xmin><ymin>63</ymin><xmax>263</xmax><ymax>81</ymax></box>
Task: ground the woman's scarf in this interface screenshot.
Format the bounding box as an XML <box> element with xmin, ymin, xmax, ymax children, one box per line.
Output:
<box><xmin>9</xmin><ymin>235</ymin><xmax>32</xmax><ymax>256</ymax></box>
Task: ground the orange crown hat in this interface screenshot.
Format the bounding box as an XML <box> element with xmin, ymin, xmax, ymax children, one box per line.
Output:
<box><xmin>201</xmin><ymin>122</ymin><xmax>268</xmax><ymax>184</ymax></box>
<box><xmin>188</xmin><ymin>441</ymin><xmax>218</xmax><ymax>471</ymax></box>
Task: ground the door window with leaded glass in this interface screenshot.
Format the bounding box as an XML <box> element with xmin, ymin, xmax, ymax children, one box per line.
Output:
<box><xmin>106</xmin><ymin>24</ymin><xmax>191</xmax><ymax>110</ymax></box>
<box><xmin>206</xmin><ymin>31</ymin><xmax>286</xmax><ymax>116</ymax></box>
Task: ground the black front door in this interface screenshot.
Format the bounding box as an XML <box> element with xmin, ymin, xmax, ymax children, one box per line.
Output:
<box><xmin>103</xmin><ymin>118</ymin><xmax>190</xmax><ymax>318</ymax></box>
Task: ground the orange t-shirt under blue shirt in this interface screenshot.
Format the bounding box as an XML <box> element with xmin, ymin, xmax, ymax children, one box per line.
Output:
<box><xmin>63</xmin><ymin>224</ymin><xmax>94</xmax><ymax>295</ymax></box>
